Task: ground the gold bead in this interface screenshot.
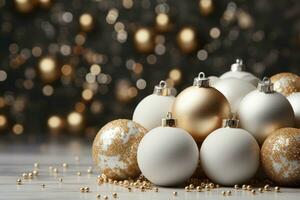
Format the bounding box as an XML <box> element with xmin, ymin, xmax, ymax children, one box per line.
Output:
<box><xmin>234</xmin><ymin>184</ymin><xmax>239</xmax><ymax>189</ymax></box>
<box><xmin>258</xmin><ymin>188</ymin><xmax>263</xmax><ymax>193</ymax></box>
<box><xmin>221</xmin><ymin>191</ymin><xmax>226</xmax><ymax>196</ymax></box>
<box><xmin>264</xmin><ymin>184</ymin><xmax>270</xmax><ymax>191</ymax></box>
<box><xmin>242</xmin><ymin>184</ymin><xmax>247</xmax><ymax>190</ymax></box>
<box><xmin>22</xmin><ymin>173</ymin><xmax>28</xmax><ymax>179</ymax></box>
<box><xmin>154</xmin><ymin>187</ymin><xmax>158</xmax><ymax>192</ymax></box>
<box><xmin>112</xmin><ymin>193</ymin><xmax>117</xmax><ymax>198</ymax></box>
<box><xmin>59</xmin><ymin>178</ymin><xmax>63</xmax><ymax>182</ymax></box>
<box><xmin>184</xmin><ymin>186</ymin><xmax>189</xmax><ymax>192</ymax></box>
<box><xmin>173</xmin><ymin>191</ymin><xmax>178</xmax><ymax>196</ymax></box>
<box><xmin>275</xmin><ymin>186</ymin><xmax>280</xmax><ymax>192</ymax></box>
<box><xmin>96</xmin><ymin>194</ymin><xmax>101</xmax><ymax>199</ymax></box>
<box><xmin>226</xmin><ymin>190</ymin><xmax>231</xmax><ymax>196</ymax></box>
<box><xmin>87</xmin><ymin>168</ymin><xmax>92</xmax><ymax>174</ymax></box>
<box><xmin>189</xmin><ymin>184</ymin><xmax>194</xmax><ymax>189</ymax></box>
<box><xmin>34</xmin><ymin>162</ymin><xmax>39</xmax><ymax>168</ymax></box>
<box><xmin>128</xmin><ymin>187</ymin><xmax>132</xmax><ymax>192</ymax></box>
<box><xmin>215</xmin><ymin>184</ymin><xmax>220</xmax><ymax>188</ymax></box>
<box><xmin>28</xmin><ymin>172</ymin><xmax>33</xmax><ymax>179</ymax></box>
<box><xmin>205</xmin><ymin>185</ymin><xmax>210</xmax><ymax>191</ymax></box>
<box><xmin>85</xmin><ymin>187</ymin><xmax>90</xmax><ymax>192</ymax></box>
<box><xmin>209</xmin><ymin>183</ymin><xmax>214</xmax><ymax>188</ymax></box>
<box><xmin>53</xmin><ymin>168</ymin><xmax>58</xmax><ymax>173</ymax></box>
<box><xmin>140</xmin><ymin>186</ymin><xmax>145</xmax><ymax>192</ymax></box>
<box><xmin>80</xmin><ymin>187</ymin><xmax>85</xmax><ymax>193</ymax></box>
<box><xmin>251</xmin><ymin>189</ymin><xmax>256</xmax><ymax>194</ymax></box>
<box><xmin>33</xmin><ymin>170</ymin><xmax>39</xmax><ymax>176</ymax></box>
<box><xmin>62</xmin><ymin>163</ymin><xmax>68</xmax><ymax>168</ymax></box>
<box><xmin>103</xmin><ymin>195</ymin><xmax>108</xmax><ymax>200</ymax></box>
<box><xmin>77</xmin><ymin>172</ymin><xmax>81</xmax><ymax>176</ymax></box>
<box><xmin>196</xmin><ymin>186</ymin><xmax>201</xmax><ymax>192</ymax></box>
<box><xmin>17</xmin><ymin>179</ymin><xmax>22</xmax><ymax>185</ymax></box>
<box><xmin>49</xmin><ymin>166</ymin><xmax>53</xmax><ymax>170</ymax></box>
<box><xmin>247</xmin><ymin>185</ymin><xmax>252</xmax><ymax>191</ymax></box>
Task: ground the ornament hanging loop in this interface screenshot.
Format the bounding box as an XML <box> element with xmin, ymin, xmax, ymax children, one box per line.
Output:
<box><xmin>231</xmin><ymin>58</ymin><xmax>244</xmax><ymax>72</ymax></box>
<box><xmin>258</xmin><ymin>77</ymin><xmax>274</xmax><ymax>93</ymax></box>
<box><xmin>162</xmin><ymin>112</ymin><xmax>177</xmax><ymax>127</ymax></box>
<box><xmin>193</xmin><ymin>72</ymin><xmax>210</xmax><ymax>87</ymax></box>
<box><xmin>153</xmin><ymin>80</ymin><xmax>171</xmax><ymax>96</ymax></box>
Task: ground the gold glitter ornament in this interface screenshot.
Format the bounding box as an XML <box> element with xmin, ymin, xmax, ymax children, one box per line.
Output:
<box><xmin>271</xmin><ymin>72</ymin><xmax>300</xmax><ymax>96</ymax></box>
<box><xmin>172</xmin><ymin>72</ymin><xmax>231</xmax><ymax>143</ymax></box>
<box><xmin>261</xmin><ymin>128</ymin><xmax>300</xmax><ymax>186</ymax></box>
<box><xmin>92</xmin><ymin>119</ymin><xmax>147</xmax><ymax>180</ymax></box>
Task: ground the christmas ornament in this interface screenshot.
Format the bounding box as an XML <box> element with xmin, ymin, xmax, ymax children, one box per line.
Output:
<box><xmin>172</xmin><ymin>72</ymin><xmax>231</xmax><ymax>143</ymax></box>
<box><xmin>134</xmin><ymin>28</ymin><xmax>155</xmax><ymax>53</ymax></box>
<box><xmin>220</xmin><ymin>59</ymin><xmax>260</xmax><ymax>87</ymax></box>
<box><xmin>214</xmin><ymin>78</ymin><xmax>256</xmax><ymax>113</ymax></box>
<box><xmin>79</xmin><ymin>13</ymin><xmax>94</xmax><ymax>32</ymax></box>
<box><xmin>133</xmin><ymin>80</ymin><xmax>175</xmax><ymax>130</ymax></box>
<box><xmin>199</xmin><ymin>0</ymin><xmax>214</xmax><ymax>16</ymax></box>
<box><xmin>137</xmin><ymin>113</ymin><xmax>199</xmax><ymax>186</ymax></box>
<box><xmin>177</xmin><ymin>27</ymin><xmax>198</xmax><ymax>53</ymax></box>
<box><xmin>261</xmin><ymin>128</ymin><xmax>300</xmax><ymax>186</ymax></box>
<box><xmin>287</xmin><ymin>92</ymin><xmax>300</xmax><ymax>128</ymax></box>
<box><xmin>238</xmin><ymin>77</ymin><xmax>295</xmax><ymax>144</ymax></box>
<box><xmin>156</xmin><ymin>13</ymin><xmax>171</xmax><ymax>32</ymax></box>
<box><xmin>270</xmin><ymin>72</ymin><xmax>300</xmax><ymax>96</ymax></box>
<box><xmin>200</xmin><ymin>118</ymin><xmax>260</xmax><ymax>186</ymax></box>
<box><xmin>92</xmin><ymin>119</ymin><xmax>147</xmax><ymax>180</ymax></box>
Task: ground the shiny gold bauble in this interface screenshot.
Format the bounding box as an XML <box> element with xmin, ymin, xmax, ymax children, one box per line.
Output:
<box><xmin>155</xmin><ymin>13</ymin><xmax>171</xmax><ymax>32</ymax></box>
<box><xmin>199</xmin><ymin>0</ymin><xmax>214</xmax><ymax>16</ymax></box>
<box><xmin>172</xmin><ymin>85</ymin><xmax>231</xmax><ymax>143</ymax></box>
<box><xmin>134</xmin><ymin>28</ymin><xmax>155</xmax><ymax>53</ymax></box>
<box><xmin>261</xmin><ymin>128</ymin><xmax>300</xmax><ymax>186</ymax></box>
<box><xmin>92</xmin><ymin>119</ymin><xmax>147</xmax><ymax>180</ymax></box>
<box><xmin>38</xmin><ymin>57</ymin><xmax>59</xmax><ymax>82</ymax></box>
<box><xmin>79</xmin><ymin>13</ymin><xmax>94</xmax><ymax>32</ymax></box>
<box><xmin>177</xmin><ymin>27</ymin><xmax>198</xmax><ymax>54</ymax></box>
<box><xmin>14</xmin><ymin>0</ymin><xmax>37</xmax><ymax>13</ymax></box>
<box><xmin>270</xmin><ymin>72</ymin><xmax>300</xmax><ymax>96</ymax></box>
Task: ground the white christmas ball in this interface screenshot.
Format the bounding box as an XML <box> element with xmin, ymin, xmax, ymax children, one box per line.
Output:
<box><xmin>133</xmin><ymin>94</ymin><xmax>175</xmax><ymax>130</ymax></box>
<box><xmin>238</xmin><ymin>90</ymin><xmax>295</xmax><ymax>143</ymax></box>
<box><xmin>287</xmin><ymin>92</ymin><xmax>300</xmax><ymax>128</ymax></box>
<box><xmin>200</xmin><ymin>127</ymin><xmax>260</xmax><ymax>186</ymax></box>
<box><xmin>220</xmin><ymin>71</ymin><xmax>259</xmax><ymax>87</ymax></box>
<box><xmin>137</xmin><ymin>127</ymin><xmax>199</xmax><ymax>186</ymax></box>
<box><xmin>214</xmin><ymin>78</ymin><xmax>256</xmax><ymax>113</ymax></box>
<box><xmin>208</xmin><ymin>76</ymin><xmax>220</xmax><ymax>86</ymax></box>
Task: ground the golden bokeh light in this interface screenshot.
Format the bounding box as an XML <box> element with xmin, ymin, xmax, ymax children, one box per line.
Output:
<box><xmin>13</xmin><ymin>124</ymin><xmax>24</xmax><ymax>135</ymax></box>
<box><xmin>82</xmin><ymin>89</ymin><xmax>93</xmax><ymax>101</ymax></box>
<box><xmin>67</xmin><ymin>112</ymin><xmax>83</xmax><ymax>127</ymax></box>
<box><xmin>48</xmin><ymin>115</ymin><xmax>63</xmax><ymax>129</ymax></box>
<box><xmin>0</xmin><ymin>115</ymin><xmax>7</xmax><ymax>129</ymax></box>
<box><xmin>177</xmin><ymin>27</ymin><xmax>198</xmax><ymax>53</ymax></box>
<box><xmin>169</xmin><ymin>69</ymin><xmax>182</xmax><ymax>84</ymax></box>
<box><xmin>38</xmin><ymin>57</ymin><xmax>58</xmax><ymax>82</ymax></box>
<box><xmin>79</xmin><ymin>13</ymin><xmax>94</xmax><ymax>32</ymax></box>
<box><xmin>199</xmin><ymin>0</ymin><xmax>214</xmax><ymax>16</ymax></box>
<box><xmin>134</xmin><ymin>28</ymin><xmax>154</xmax><ymax>53</ymax></box>
<box><xmin>156</xmin><ymin>13</ymin><xmax>170</xmax><ymax>32</ymax></box>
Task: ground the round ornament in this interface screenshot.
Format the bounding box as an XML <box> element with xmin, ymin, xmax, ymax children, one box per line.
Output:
<box><xmin>287</xmin><ymin>92</ymin><xmax>300</xmax><ymax>128</ymax></box>
<box><xmin>92</xmin><ymin>119</ymin><xmax>147</xmax><ymax>180</ymax></box>
<box><xmin>220</xmin><ymin>59</ymin><xmax>260</xmax><ymax>87</ymax></box>
<box><xmin>133</xmin><ymin>80</ymin><xmax>175</xmax><ymax>131</ymax></box>
<box><xmin>172</xmin><ymin>72</ymin><xmax>231</xmax><ymax>143</ymax></box>
<box><xmin>214</xmin><ymin>78</ymin><xmax>256</xmax><ymax>113</ymax></box>
<box><xmin>137</xmin><ymin>113</ymin><xmax>199</xmax><ymax>186</ymax></box>
<box><xmin>270</xmin><ymin>72</ymin><xmax>300</xmax><ymax>96</ymax></box>
<box><xmin>261</xmin><ymin>128</ymin><xmax>300</xmax><ymax>186</ymax></box>
<box><xmin>200</xmin><ymin>118</ymin><xmax>260</xmax><ymax>186</ymax></box>
<box><xmin>238</xmin><ymin>77</ymin><xmax>295</xmax><ymax>144</ymax></box>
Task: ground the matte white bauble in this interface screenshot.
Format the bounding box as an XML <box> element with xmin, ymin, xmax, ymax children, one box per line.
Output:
<box><xmin>238</xmin><ymin>77</ymin><xmax>295</xmax><ymax>144</ymax></box>
<box><xmin>208</xmin><ymin>76</ymin><xmax>220</xmax><ymax>86</ymax></box>
<box><xmin>287</xmin><ymin>92</ymin><xmax>300</xmax><ymax>128</ymax></box>
<box><xmin>220</xmin><ymin>59</ymin><xmax>260</xmax><ymax>87</ymax></box>
<box><xmin>137</xmin><ymin>113</ymin><xmax>199</xmax><ymax>186</ymax></box>
<box><xmin>200</xmin><ymin>119</ymin><xmax>260</xmax><ymax>186</ymax></box>
<box><xmin>133</xmin><ymin>81</ymin><xmax>175</xmax><ymax>130</ymax></box>
<box><xmin>214</xmin><ymin>78</ymin><xmax>256</xmax><ymax>113</ymax></box>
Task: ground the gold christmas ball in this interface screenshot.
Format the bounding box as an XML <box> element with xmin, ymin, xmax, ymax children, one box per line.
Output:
<box><xmin>14</xmin><ymin>0</ymin><xmax>37</xmax><ymax>13</ymax></box>
<box><xmin>270</xmin><ymin>72</ymin><xmax>300</xmax><ymax>96</ymax></box>
<box><xmin>79</xmin><ymin>13</ymin><xmax>94</xmax><ymax>32</ymax></box>
<box><xmin>38</xmin><ymin>57</ymin><xmax>59</xmax><ymax>83</ymax></box>
<box><xmin>92</xmin><ymin>119</ymin><xmax>147</xmax><ymax>180</ymax></box>
<box><xmin>156</xmin><ymin>13</ymin><xmax>171</xmax><ymax>32</ymax></box>
<box><xmin>199</xmin><ymin>0</ymin><xmax>214</xmax><ymax>16</ymax></box>
<box><xmin>172</xmin><ymin>73</ymin><xmax>231</xmax><ymax>143</ymax></box>
<box><xmin>134</xmin><ymin>28</ymin><xmax>155</xmax><ymax>53</ymax></box>
<box><xmin>261</xmin><ymin>128</ymin><xmax>300</xmax><ymax>186</ymax></box>
<box><xmin>177</xmin><ymin>27</ymin><xmax>198</xmax><ymax>53</ymax></box>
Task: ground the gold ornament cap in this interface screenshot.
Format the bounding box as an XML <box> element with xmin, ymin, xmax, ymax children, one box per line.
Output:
<box><xmin>162</xmin><ymin>112</ymin><xmax>177</xmax><ymax>127</ymax></box>
<box><xmin>258</xmin><ymin>77</ymin><xmax>274</xmax><ymax>93</ymax></box>
<box><xmin>193</xmin><ymin>72</ymin><xmax>210</xmax><ymax>87</ymax></box>
<box><xmin>153</xmin><ymin>80</ymin><xmax>171</xmax><ymax>96</ymax></box>
<box><xmin>230</xmin><ymin>59</ymin><xmax>244</xmax><ymax>72</ymax></box>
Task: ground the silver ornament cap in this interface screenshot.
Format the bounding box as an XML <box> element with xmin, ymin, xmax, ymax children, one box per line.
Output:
<box><xmin>162</xmin><ymin>112</ymin><xmax>177</xmax><ymax>127</ymax></box>
<box><xmin>230</xmin><ymin>59</ymin><xmax>244</xmax><ymax>72</ymax></box>
<box><xmin>153</xmin><ymin>80</ymin><xmax>171</xmax><ymax>96</ymax></box>
<box><xmin>258</xmin><ymin>77</ymin><xmax>274</xmax><ymax>93</ymax></box>
<box><xmin>222</xmin><ymin>118</ymin><xmax>239</xmax><ymax>128</ymax></box>
<box><xmin>193</xmin><ymin>72</ymin><xmax>210</xmax><ymax>87</ymax></box>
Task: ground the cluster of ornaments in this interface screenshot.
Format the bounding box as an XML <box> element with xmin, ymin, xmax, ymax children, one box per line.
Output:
<box><xmin>92</xmin><ymin>59</ymin><xmax>300</xmax><ymax>187</ymax></box>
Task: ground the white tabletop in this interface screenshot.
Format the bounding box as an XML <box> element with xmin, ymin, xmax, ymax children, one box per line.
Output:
<box><xmin>0</xmin><ymin>141</ymin><xmax>299</xmax><ymax>200</ymax></box>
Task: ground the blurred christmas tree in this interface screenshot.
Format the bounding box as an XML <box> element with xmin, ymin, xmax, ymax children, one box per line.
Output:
<box><xmin>0</xmin><ymin>0</ymin><xmax>299</xmax><ymax>141</ymax></box>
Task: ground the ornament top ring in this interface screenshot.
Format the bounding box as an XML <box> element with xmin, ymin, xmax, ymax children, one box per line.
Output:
<box><xmin>153</xmin><ymin>80</ymin><xmax>170</xmax><ymax>96</ymax></box>
<box><xmin>258</xmin><ymin>77</ymin><xmax>274</xmax><ymax>93</ymax></box>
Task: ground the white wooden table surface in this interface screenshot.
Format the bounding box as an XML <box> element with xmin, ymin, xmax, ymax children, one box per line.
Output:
<box><xmin>0</xmin><ymin>141</ymin><xmax>299</xmax><ymax>200</ymax></box>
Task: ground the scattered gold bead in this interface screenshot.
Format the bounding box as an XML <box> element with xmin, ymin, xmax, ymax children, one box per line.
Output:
<box><xmin>189</xmin><ymin>184</ymin><xmax>194</xmax><ymax>189</ymax></box>
<box><xmin>251</xmin><ymin>189</ymin><xmax>256</xmax><ymax>194</ymax></box>
<box><xmin>59</xmin><ymin>178</ymin><xmax>63</xmax><ymax>182</ymax></box>
<box><xmin>80</xmin><ymin>187</ymin><xmax>85</xmax><ymax>193</ymax></box>
<box><xmin>209</xmin><ymin>183</ymin><xmax>214</xmax><ymax>188</ymax></box>
<box><xmin>226</xmin><ymin>190</ymin><xmax>231</xmax><ymax>196</ymax></box>
<box><xmin>22</xmin><ymin>173</ymin><xmax>28</xmax><ymax>179</ymax></box>
<box><xmin>49</xmin><ymin>166</ymin><xmax>53</xmax><ymax>170</ymax></box>
<box><xmin>85</xmin><ymin>187</ymin><xmax>90</xmax><ymax>192</ymax></box>
<box><xmin>184</xmin><ymin>186</ymin><xmax>189</xmax><ymax>192</ymax></box>
<box><xmin>205</xmin><ymin>185</ymin><xmax>210</xmax><ymax>191</ymax></box>
<box><xmin>264</xmin><ymin>184</ymin><xmax>270</xmax><ymax>191</ymax></box>
<box><xmin>77</xmin><ymin>172</ymin><xmax>81</xmax><ymax>176</ymax></box>
<box><xmin>154</xmin><ymin>187</ymin><xmax>158</xmax><ymax>192</ymax></box>
<box><xmin>221</xmin><ymin>191</ymin><xmax>226</xmax><ymax>196</ymax></box>
<box><xmin>87</xmin><ymin>168</ymin><xmax>92</xmax><ymax>174</ymax></box>
<box><xmin>112</xmin><ymin>192</ymin><xmax>117</xmax><ymax>198</ymax></box>
<box><xmin>234</xmin><ymin>184</ymin><xmax>239</xmax><ymax>189</ymax></box>
<box><xmin>196</xmin><ymin>186</ymin><xmax>201</xmax><ymax>192</ymax></box>
<box><xmin>242</xmin><ymin>184</ymin><xmax>247</xmax><ymax>190</ymax></box>
<box><xmin>247</xmin><ymin>185</ymin><xmax>252</xmax><ymax>191</ymax></box>
<box><xmin>17</xmin><ymin>179</ymin><xmax>22</xmax><ymax>185</ymax></box>
<box><xmin>140</xmin><ymin>186</ymin><xmax>145</xmax><ymax>192</ymax></box>
<box><xmin>173</xmin><ymin>191</ymin><xmax>178</xmax><ymax>196</ymax></box>
<box><xmin>33</xmin><ymin>170</ymin><xmax>38</xmax><ymax>176</ymax></box>
<box><xmin>258</xmin><ymin>188</ymin><xmax>263</xmax><ymax>193</ymax></box>
<box><xmin>275</xmin><ymin>186</ymin><xmax>280</xmax><ymax>192</ymax></box>
<box><xmin>128</xmin><ymin>187</ymin><xmax>132</xmax><ymax>192</ymax></box>
<box><xmin>62</xmin><ymin>163</ymin><xmax>68</xmax><ymax>168</ymax></box>
<box><xmin>53</xmin><ymin>168</ymin><xmax>58</xmax><ymax>173</ymax></box>
<box><xmin>96</xmin><ymin>194</ymin><xmax>101</xmax><ymax>199</ymax></box>
<box><xmin>28</xmin><ymin>172</ymin><xmax>33</xmax><ymax>179</ymax></box>
<box><xmin>215</xmin><ymin>184</ymin><xmax>220</xmax><ymax>188</ymax></box>
<box><xmin>103</xmin><ymin>195</ymin><xmax>108</xmax><ymax>200</ymax></box>
<box><xmin>34</xmin><ymin>162</ymin><xmax>39</xmax><ymax>168</ymax></box>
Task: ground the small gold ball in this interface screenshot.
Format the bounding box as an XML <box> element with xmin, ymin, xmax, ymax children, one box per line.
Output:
<box><xmin>264</xmin><ymin>184</ymin><xmax>270</xmax><ymax>191</ymax></box>
<box><xmin>28</xmin><ymin>172</ymin><xmax>33</xmax><ymax>179</ymax></box>
<box><xmin>205</xmin><ymin>185</ymin><xmax>210</xmax><ymax>191</ymax></box>
<box><xmin>32</xmin><ymin>170</ymin><xmax>38</xmax><ymax>176</ymax></box>
<box><xmin>226</xmin><ymin>190</ymin><xmax>231</xmax><ymax>196</ymax></box>
<box><xmin>112</xmin><ymin>193</ymin><xmax>117</xmax><ymax>198</ymax></box>
<box><xmin>85</xmin><ymin>187</ymin><xmax>90</xmax><ymax>193</ymax></box>
<box><xmin>87</xmin><ymin>168</ymin><xmax>92</xmax><ymax>174</ymax></box>
<box><xmin>128</xmin><ymin>187</ymin><xmax>132</xmax><ymax>192</ymax></box>
<box><xmin>242</xmin><ymin>184</ymin><xmax>247</xmax><ymax>190</ymax></box>
<box><xmin>196</xmin><ymin>186</ymin><xmax>201</xmax><ymax>192</ymax></box>
<box><xmin>209</xmin><ymin>183</ymin><xmax>214</xmax><ymax>188</ymax></box>
<box><xmin>80</xmin><ymin>187</ymin><xmax>85</xmax><ymax>193</ymax></box>
<box><xmin>96</xmin><ymin>194</ymin><xmax>101</xmax><ymax>199</ymax></box>
<box><xmin>247</xmin><ymin>185</ymin><xmax>252</xmax><ymax>191</ymax></box>
<box><xmin>53</xmin><ymin>168</ymin><xmax>58</xmax><ymax>173</ymax></box>
<box><xmin>234</xmin><ymin>184</ymin><xmax>239</xmax><ymax>189</ymax></box>
<box><xmin>189</xmin><ymin>184</ymin><xmax>194</xmax><ymax>189</ymax></box>
<box><xmin>17</xmin><ymin>179</ymin><xmax>22</xmax><ymax>185</ymax></box>
<box><xmin>185</xmin><ymin>186</ymin><xmax>189</xmax><ymax>192</ymax></box>
<box><xmin>258</xmin><ymin>188</ymin><xmax>263</xmax><ymax>193</ymax></box>
<box><xmin>22</xmin><ymin>173</ymin><xmax>28</xmax><ymax>179</ymax></box>
<box><xmin>154</xmin><ymin>187</ymin><xmax>159</xmax><ymax>192</ymax></box>
<box><xmin>103</xmin><ymin>195</ymin><xmax>108</xmax><ymax>200</ymax></box>
<box><xmin>62</xmin><ymin>163</ymin><xmax>68</xmax><ymax>168</ymax></box>
<box><xmin>215</xmin><ymin>184</ymin><xmax>220</xmax><ymax>188</ymax></box>
<box><xmin>251</xmin><ymin>189</ymin><xmax>256</xmax><ymax>194</ymax></box>
<box><xmin>221</xmin><ymin>191</ymin><xmax>226</xmax><ymax>196</ymax></box>
<box><xmin>173</xmin><ymin>191</ymin><xmax>178</xmax><ymax>196</ymax></box>
<box><xmin>34</xmin><ymin>162</ymin><xmax>39</xmax><ymax>168</ymax></box>
<box><xmin>275</xmin><ymin>186</ymin><xmax>280</xmax><ymax>192</ymax></box>
<box><xmin>77</xmin><ymin>172</ymin><xmax>81</xmax><ymax>176</ymax></box>
<box><xmin>59</xmin><ymin>178</ymin><xmax>63</xmax><ymax>182</ymax></box>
